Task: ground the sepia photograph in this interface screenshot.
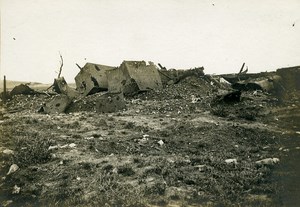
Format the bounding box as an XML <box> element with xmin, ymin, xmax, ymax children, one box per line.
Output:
<box><xmin>0</xmin><ymin>0</ymin><xmax>300</xmax><ymax>206</ymax></box>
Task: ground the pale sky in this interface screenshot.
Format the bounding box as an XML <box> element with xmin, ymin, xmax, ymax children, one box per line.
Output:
<box><xmin>1</xmin><ymin>0</ymin><xmax>300</xmax><ymax>83</ymax></box>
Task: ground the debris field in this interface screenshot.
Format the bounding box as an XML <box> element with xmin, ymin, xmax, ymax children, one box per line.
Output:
<box><xmin>0</xmin><ymin>61</ymin><xmax>299</xmax><ymax>207</ymax></box>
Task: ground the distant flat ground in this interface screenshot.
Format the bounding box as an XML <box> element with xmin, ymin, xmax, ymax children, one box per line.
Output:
<box><xmin>0</xmin><ymin>80</ymin><xmax>76</xmax><ymax>90</ymax></box>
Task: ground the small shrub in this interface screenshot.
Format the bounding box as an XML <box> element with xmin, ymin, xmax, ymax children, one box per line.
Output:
<box><xmin>13</xmin><ymin>136</ymin><xmax>52</xmax><ymax>167</ymax></box>
<box><xmin>211</xmin><ymin>106</ymin><xmax>228</xmax><ymax>117</ymax></box>
<box><xmin>118</xmin><ymin>165</ymin><xmax>135</xmax><ymax>176</ymax></box>
<box><xmin>124</xmin><ymin>122</ymin><xmax>135</xmax><ymax>129</ymax></box>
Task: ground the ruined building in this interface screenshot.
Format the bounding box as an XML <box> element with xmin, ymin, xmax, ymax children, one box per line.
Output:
<box><xmin>75</xmin><ymin>63</ymin><xmax>116</xmax><ymax>96</ymax></box>
<box><xmin>106</xmin><ymin>61</ymin><xmax>163</xmax><ymax>95</ymax></box>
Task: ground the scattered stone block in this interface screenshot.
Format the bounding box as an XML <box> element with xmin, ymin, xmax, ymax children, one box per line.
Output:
<box><xmin>53</xmin><ymin>77</ymin><xmax>79</xmax><ymax>98</ymax></box>
<box><xmin>255</xmin><ymin>158</ymin><xmax>280</xmax><ymax>166</ymax></box>
<box><xmin>96</xmin><ymin>93</ymin><xmax>126</xmax><ymax>113</ymax></box>
<box><xmin>42</xmin><ymin>95</ymin><xmax>72</xmax><ymax>114</ymax></box>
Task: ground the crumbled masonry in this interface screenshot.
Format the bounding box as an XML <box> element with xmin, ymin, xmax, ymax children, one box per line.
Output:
<box><xmin>106</xmin><ymin>61</ymin><xmax>163</xmax><ymax>94</ymax></box>
<box><xmin>75</xmin><ymin>63</ymin><xmax>116</xmax><ymax>96</ymax></box>
<box><xmin>40</xmin><ymin>94</ymin><xmax>72</xmax><ymax>114</ymax></box>
<box><xmin>53</xmin><ymin>77</ymin><xmax>79</xmax><ymax>98</ymax></box>
<box><xmin>0</xmin><ymin>64</ymin><xmax>299</xmax><ymax>206</ymax></box>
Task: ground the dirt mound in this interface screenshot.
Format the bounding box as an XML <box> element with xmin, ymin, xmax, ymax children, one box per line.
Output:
<box><xmin>135</xmin><ymin>76</ymin><xmax>214</xmax><ymax>101</ymax></box>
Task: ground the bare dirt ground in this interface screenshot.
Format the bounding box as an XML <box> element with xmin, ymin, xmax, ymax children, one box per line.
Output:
<box><xmin>0</xmin><ymin>76</ymin><xmax>299</xmax><ymax>207</ymax></box>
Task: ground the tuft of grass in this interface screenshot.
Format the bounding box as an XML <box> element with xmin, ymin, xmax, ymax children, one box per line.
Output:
<box><xmin>118</xmin><ymin>165</ymin><xmax>135</xmax><ymax>176</ymax></box>
<box><xmin>13</xmin><ymin>136</ymin><xmax>53</xmax><ymax>167</ymax></box>
<box><xmin>210</xmin><ymin>105</ymin><xmax>228</xmax><ymax>117</ymax></box>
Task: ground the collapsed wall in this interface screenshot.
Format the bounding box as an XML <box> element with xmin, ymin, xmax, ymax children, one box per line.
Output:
<box><xmin>107</xmin><ymin>61</ymin><xmax>163</xmax><ymax>95</ymax></box>
<box><xmin>53</xmin><ymin>77</ymin><xmax>79</xmax><ymax>98</ymax></box>
<box><xmin>39</xmin><ymin>95</ymin><xmax>72</xmax><ymax>114</ymax></box>
<box><xmin>275</xmin><ymin>66</ymin><xmax>300</xmax><ymax>101</ymax></box>
<box><xmin>276</xmin><ymin>66</ymin><xmax>300</xmax><ymax>91</ymax></box>
<box><xmin>75</xmin><ymin>63</ymin><xmax>116</xmax><ymax>96</ymax></box>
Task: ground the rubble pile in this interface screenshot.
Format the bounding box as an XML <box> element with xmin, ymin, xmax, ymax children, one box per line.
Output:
<box><xmin>1</xmin><ymin>62</ymin><xmax>298</xmax><ymax>117</ymax></box>
<box><xmin>210</xmin><ymin>90</ymin><xmax>277</xmax><ymax>121</ymax></box>
<box><xmin>66</xmin><ymin>92</ymin><xmax>126</xmax><ymax>113</ymax></box>
<box><xmin>10</xmin><ymin>84</ymin><xmax>37</xmax><ymax>97</ymax></box>
<box><xmin>1</xmin><ymin>60</ymin><xmax>214</xmax><ymax>114</ymax></box>
<box><xmin>65</xmin><ymin>92</ymin><xmax>107</xmax><ymax>112</ymax></box>
<box><xmin>127</xmin><ymin>76</ymin><xmax>217</xmax><ymax>115</ymax></box>
<box><xmin>0</xmin><ymin>62</ymin><xmax>299</xmax><ymax>207</ymax></box>
<box><xmin>2</xmin><ymin>94</ymin><xmax>52</xmax><ymax>113</ymax></box>
<box><xmin>135</xmin><ymin>76</ymin><xmax>215</xmax><ymax>101</ymax></box>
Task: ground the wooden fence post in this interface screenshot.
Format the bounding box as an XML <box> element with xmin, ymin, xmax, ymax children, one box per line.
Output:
<box><xmin>3</xmin><ymin>75</ymin><xmax>7</xmax><ymax>103</ymax></box>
